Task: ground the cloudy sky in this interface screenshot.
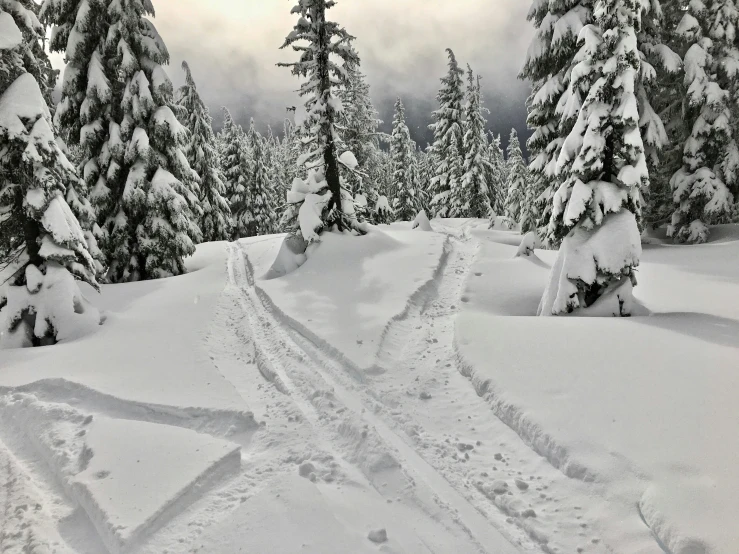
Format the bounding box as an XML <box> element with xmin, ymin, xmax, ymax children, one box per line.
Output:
<box><xmin>87</xmin><ymin>1</ymin><xmax>535</xmax><ymax>147</ymax></box>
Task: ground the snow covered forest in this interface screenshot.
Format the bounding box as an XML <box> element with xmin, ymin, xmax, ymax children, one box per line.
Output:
<box><xmin>1</xmin><ymin>0</ymin><xmax>738</xmax><ymax>553</ymax></box>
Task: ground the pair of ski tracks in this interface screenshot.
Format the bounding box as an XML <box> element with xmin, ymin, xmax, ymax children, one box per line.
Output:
<box><xmin>225</xmin><ymin>239</ymin><xmax>522</xmax><ymax>554</ymax></box>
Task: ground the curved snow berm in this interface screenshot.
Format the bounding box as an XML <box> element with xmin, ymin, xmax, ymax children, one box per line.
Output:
<box><xmin>455</xmin><ymin>226</ymin><xmax>739</xmax><ymax>554</ymax></box>
<box><xmin>247</xmin><ymin>227</ymin><xmax>448</xmax><ymax>373</ymax></box>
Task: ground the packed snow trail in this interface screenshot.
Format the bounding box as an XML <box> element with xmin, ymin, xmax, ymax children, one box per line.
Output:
<box><xmin>230</xmin><ymin>225</ymin><xmax>622</xmax><ymax>554</ymax></box>
<box><xmin>226</xmin><ymin>241</ymin><xmax>522</xmax><ymax>554</ymax></box>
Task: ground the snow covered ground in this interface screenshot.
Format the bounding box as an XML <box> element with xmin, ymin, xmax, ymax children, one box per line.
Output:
<box><xmin>0</xmin><ymin>221</ymin><xmax>737</xmax><ymax>554</ymax></box>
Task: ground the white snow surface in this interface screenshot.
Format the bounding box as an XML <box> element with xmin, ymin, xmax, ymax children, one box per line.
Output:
<box><xmin>1</xmin><ymin>220</ymin><xmax>738</xmax><ymax>554</ymax></box>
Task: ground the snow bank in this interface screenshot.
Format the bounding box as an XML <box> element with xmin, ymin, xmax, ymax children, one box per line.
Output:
<box><xmin>455</xmin><ymin>225</ymin><xmax>739</xmax><ymax>553</ymax></box>
<box><xmin>0</xmin><ymin>242</ymin><xmax>252</xmax><ymax>414</ymax></box>
<box><xmin>251</xmin><ymin>228</ymin><xmax>447</xmax><ymax>370</ymax></box>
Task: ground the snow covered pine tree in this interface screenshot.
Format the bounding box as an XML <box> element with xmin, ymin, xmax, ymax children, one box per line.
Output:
<box><xmin>177</xmin><ymin>61</ymin><xmax>231</xmax><ymax>242</ymax></box>
<box><xmin>668</xmin><ymin>0</ymin><xmax>738</xmax><ymax>243</ymax></box>
<box><xmin>391</xmin><ymin>97</ymin><xmax>419</xmax><ymax>222</ymax></box>
<box><xmin>0</xmin><ymin>5</ymin><xmax>100</xmax><ymax>347</ymax></box>
<box><xmin>521</xmin><ymin>0</ymin><xmax>593</xmax><ymax>243</ymax></box>
<box><xmin>41</xmin><ymin>0</ymin><xmax>202</xmax><ymax>282</ymax></box>
<box><xmin>457</xmin><ymin>67</ymin><xmax>491</xmax><ymax>219</ymax></box>
<box><xmin>429</xmin><ymin>49</ymin><xmax>465</xmax><ymax>218</ymax></box>
<box><xmin>279</xmin><ymin>0</ymin><xmax>365</xmax><ymax>243</ymax></box>
<box><xmin>504</xmin><ymin>128</ymin><xmax>528</xmax><ymax>227</ymax></box>
<box><xmin>539</xmin><ymin>0</ymin><xmax>647</xmax><ymax>317</ymax></box>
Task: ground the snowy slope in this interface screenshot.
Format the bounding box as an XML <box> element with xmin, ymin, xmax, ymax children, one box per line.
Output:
<box><xmin>456</xmin><ymin>225</ymin><xmax>739</xmax><ymax>554</ymax></box>
<box><xmin>0</xmin><ymin>221</ymin><xmax>737</xmax><ymax>554</ymax></box>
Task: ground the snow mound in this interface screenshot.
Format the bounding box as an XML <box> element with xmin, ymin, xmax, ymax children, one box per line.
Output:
<box><xmin>411</xmin><ymin>209</ymin><xmax>432</xmax><ymax>231</ymax></box>
<box><xmin>455</xmin><ymin>226</ymin><xmax>739</xmax><ymax>553</ymax></box>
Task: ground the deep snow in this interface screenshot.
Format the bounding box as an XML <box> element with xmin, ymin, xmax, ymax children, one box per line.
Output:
<box><xmin>0</xmin><ymin>221</ymin><xmax>737</xmax><ymax>554</ymax></box>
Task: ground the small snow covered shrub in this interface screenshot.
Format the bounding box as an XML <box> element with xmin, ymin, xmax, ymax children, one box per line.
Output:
<box><xmin>0</xmin><ymin>16</ymin><xmax>100</xmax><ymax>347</ymax></box>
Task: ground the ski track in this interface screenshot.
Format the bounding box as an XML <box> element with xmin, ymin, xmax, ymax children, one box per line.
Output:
<box><xmin>0</xmin><ymin>227</ymin><xmax>629</xmax><ymax>553</ymax></box>
<box><xmin>226</xmin><ymin>240</ymin><xmax>523</xmax><ymax>554</ymax></box>
<box><xmin>235</xmin><ymin>223</ymin><xmax>620</xmax><ymax>554</ymax></box>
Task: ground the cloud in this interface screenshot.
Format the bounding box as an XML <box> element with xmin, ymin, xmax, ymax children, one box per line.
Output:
<box><xmin>75</xmin><ymin>1</ymin><xmax>535</xmax><ymax>147</ymax></box>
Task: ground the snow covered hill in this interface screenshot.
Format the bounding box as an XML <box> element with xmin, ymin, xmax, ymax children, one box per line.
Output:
<box><xmin>1</xmin><ymin>220</ymin><xmax>738</xmax><ymax>554</ymax></box>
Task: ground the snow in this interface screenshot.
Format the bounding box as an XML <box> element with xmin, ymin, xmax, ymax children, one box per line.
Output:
<box><xmin>2</xmin><ymin>220</ymin><xmax>739</xmax><ymax>554</ymax></box>
<box><xmin>456</xmin><ymin>223</ymin><xmax>739</xmax><ymax>554</ymax></box>
<box><xmin>0</xmin><ymin>74</ymin><xmax>51</xmax><ymax>139</ymax></box>
<box><xmin>0</xmin><ymin>12</ymin><xmax>22</xmax><ymax>50</ymax></box>
<box><xmin>338</xmin><ymin>150</ymin><xmax>358</xmax><ymax>170</ymax></box>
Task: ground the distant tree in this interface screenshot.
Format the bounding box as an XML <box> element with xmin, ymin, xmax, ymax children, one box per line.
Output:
<box><xmin>391</xmin><ymin>98</ymin><xmax>419</xmax><ymax>221</ymax></box>
<box><xmin>539</xmin><ymin>0</ymin><xmax>646</xmax><ymax>317</ymax></box>
<box><xmin>279</xmin><ymin>0</ymin><xmax>364</xmax><ymax>242</ymax></box>
<box><xmin>177</xmin><ymin>61</ymin><xmax>231</xmax><ymax>242</ymax></box>
<box><xmin>429</xmin><ymin>49</ymin><xmax>465</xmax><ymax>218</ymax></box>
<box><xmin>456</xmin><ymin>67</ymin><xmax>491</xmax><ymax>218</ymax></box>
<box><xmin>484</xmin><ymin>134</ymin><xmax>506</xmax><ymax>218</ymax></box>
<box><xmin>504</xmin><ymin>129</ymin><xmax>527</xmax><ymax>226</ymax></box>
<box><xmin>339</xmin><ymin>62</ymin><xmax>384</xmax><ymax>217</ymax></box>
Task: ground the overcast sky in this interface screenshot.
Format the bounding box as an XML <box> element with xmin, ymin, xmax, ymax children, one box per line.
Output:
<box><xmin>61</xmin><ymin>1</ymin><xmax>535</xmax><ymax>148</ymax></box>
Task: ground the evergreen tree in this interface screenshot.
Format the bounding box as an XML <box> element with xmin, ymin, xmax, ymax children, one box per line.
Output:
<box><xmin>339</xmin><ymin>62</ymin><xmax>384</xmax><ymax>213</ymax></box>
<box><xmin>504</xmin><ymin>129</ymin><xmax>527</xmax><ymax>225</ymax></box>
<box><xmin>539</xmin><ymin>0</ymin><xmax>647</xmax><ymax>317</ymax></box>
<box><xmin>232</xmin><ymin>133</ymin><xmax>276</xmax><ymax>238</ymax></box>
<box><xmin>279</xmin><ymin>0</ymin><xmax>363</xmax><ymax>242</ymax></box>
<box><xmin>484</xmin><ymin>133</ymin><xmax>507</xmax><ymax>218</ymax></box>
<box><xmin>42</xmin><ymin>0</ymin><xmax>202</xmax><ymax>282</ymax></box>
<box><xmin>667</xmin><ymin>0</ymin><xmax>738</xmax><ymax>243</ymax></box>
<box><xmin>218</xmin><ymin>107</ymin><xmax>244</xmax><ymax>207</ymax></box>
<box><xmin>391</xmin><ymin>97</ymin><xmax>418</xmax><ymax>221</ymax></box>
<box><xmin>521</xmin><ymin>0</ymin><xmax>594</xmax><ymax>242</ymax></box>
<box><xmin>457</xmin><ymin>67</ymin><xmax>491</xmax><ymax>218</ymax></box>
<box><xmin>429</xmin><ymin>49</ymin><xmax>465</xmax><ymax>218</ymax></box>
<box><xmin>638</xmin><ymin>1</ymin><xmax>682</xmax><ymax>231</ymax></box>
<box><xmin>177</xmin><ymin>61</ymin><xmax>231</xmax><ymax>242</ymax></box>
<box><xmin>0</xmin><ymin>6</ymin><xmax>99</xmax><ymax>346</ymax></box>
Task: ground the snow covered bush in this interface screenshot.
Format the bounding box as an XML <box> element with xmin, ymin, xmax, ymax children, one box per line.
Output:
<box><xmin>41</xmin><ymin>0</ymin><xmax>202</xmax><ymax>282</ymax></box>
<box><xmin>279</xmin><ymin>0</ymin><xmax>366</xmax><ymax>242</ymax></box>
<box><xmin>0</xmin><ymin>15</ymin><xmax>99</xmax><ymax>347</ymax></box>
<box><xmin>539</xmin><ymin>0</ymin><xmax>647</xmax><ymax>317</ymax></box>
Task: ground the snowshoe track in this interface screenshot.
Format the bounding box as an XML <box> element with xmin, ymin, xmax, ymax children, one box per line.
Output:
<box><xmin>227</xmin><ymin>241</ymin><xmax>522</xmax><ymax>554</ymax></box>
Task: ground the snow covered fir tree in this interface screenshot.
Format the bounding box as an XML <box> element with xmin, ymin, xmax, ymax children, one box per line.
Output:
<box><xmin>504</xmin><ymin>128</ymin><xmax>528</xmax><ymax>228</ymax></box>
<box><xmin>0</xmin><ymin>3</ymin><xmax>99</xmax><ymax>347</ymax></box>
<box><xmin>279</xmin><ymin>0</ymin><xmax>365</xmax><ymax>242</ymax></box>
<box><xmin>538</xmin><ymin>0</ymin><xmax>647</xmax><ymax>317</ymax></box>
<box><xmin>428</xmin><ymin>49</ymin><xmax>465</xmax><ymax>218</ymax></box>
<box><xmin>457</xmin><ymin>68</ymin><xmax>491</xmax><ymax>219</ymax></box>
<box><xmin>390</xmin><ymin>97</ymin><xmax>419</xmax><ymax>222</ymax></box>
<box><xmin>41</xmin><ymin>0</ymin><xmax>202</xmax><ymax>282</ymax></box>
<box><xmin>177</xmin><ymin>61</ymin><xmax>231</xmax><ymax>243</ymax></box>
